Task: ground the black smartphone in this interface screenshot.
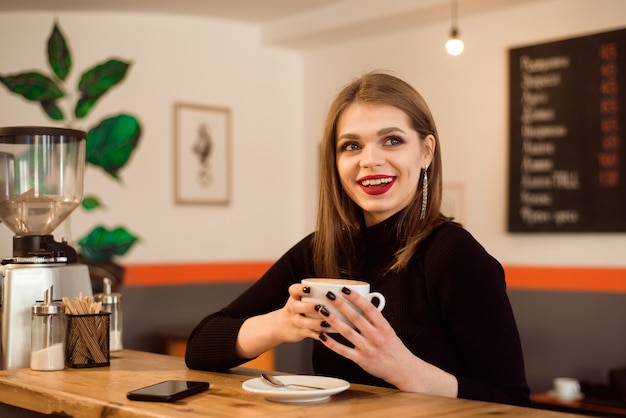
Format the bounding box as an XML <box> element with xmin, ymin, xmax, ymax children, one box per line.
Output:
<box><xmin>126</xmin><ymin>380</ymin><xmax>210</xmax><ymax>402</ymax></box>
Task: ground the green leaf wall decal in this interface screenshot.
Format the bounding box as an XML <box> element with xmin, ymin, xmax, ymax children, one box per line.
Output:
<box><xmin>41</xmin><ymin>100</ymin><xmax>64</xmax><ymax>120</ymax></box>
<box><xmin>86</xmin><ymin>114</ymin><xmax>141</xmax><ymax>179</ymax></box>
<box><xmin>0</xmin><ymin>72</ymin><xmax>64</xmax><ymax>101</ymax></box>
<box><xmin>74</xmin><ymin>96</ymin><xmax>99</xmax><ymax>119</ymax></box>
<box><xmin>78</xmin><ymin>225</ymin><xmax>140</xmax><ymax>263</ymax></box>
<box><xmin>82</xmin><ymin>195</ymin><xmax>103</xmax><ymax>211</ymax></box>
<box><xmin>78</xmin><ymin>59</ymin><xmax>130</xmax><ymax>96</ymax></box>
<box><xmin>47</xmin><ymin>22</ymin><xmax>72</xmax><ymax>81</ymax></box>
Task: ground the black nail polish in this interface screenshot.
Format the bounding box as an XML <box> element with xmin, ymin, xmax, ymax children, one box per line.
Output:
<box><xmin>320</xmin><ymin>307</ymin><xmax>330</xmax><ymax>317</ymax></box>
<box><xmin>314</xmin><ymin>304</ymin><xmax>323</xmax><ymax>312</ymax></box>
<box><xmin>303</xmin><ymin>286</ymin><xmax>311</xmax><ymax>294</ymax></box>
<box><xmin>319</xmin><ymin>333</ymin><xmax>328</xmax><ymax>342</ymax></box>
<box><xmin>321</xmin><ymin>321</ymin><xmax>330</xmax><ymax>328</ymax></box>
<box><xmin>325</xmin><ymin>291</ymin><xmax>336</xmax><ymax>301</ymax></box>
<box><xmin>341</xmin><ymin>287</ymin><xmax>351</xmax><ymax>295</ymax></box>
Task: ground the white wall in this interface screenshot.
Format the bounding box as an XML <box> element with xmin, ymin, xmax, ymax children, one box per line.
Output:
<box><xmin>1</xmin><ymin>0</ymin><xmax>625</xmax><ymax>270</ymax></box>
<box><xmin>302</xmin><ymin>0</ymin><xmax>626</xmax><ymax>268</ymax></box>
<box><xmin>0</xmin><ymin>12</ymin><xmax>306</xmax><ymax>263</ymax></box>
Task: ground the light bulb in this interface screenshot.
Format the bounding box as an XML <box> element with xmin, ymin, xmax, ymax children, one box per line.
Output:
<box><xmin>445</xmin><ymin>28</ymin><xmax>464</xmax><ymax>56</ymax></box>
<box><xmin>446</xmin><ymin>38</ymin><xmax>464</xmax><ymax>55</ymax></box>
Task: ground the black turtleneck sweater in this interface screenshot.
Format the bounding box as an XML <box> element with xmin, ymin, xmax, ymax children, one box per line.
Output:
<box><xmin>185</xmin><ymin>216</ymin><xmax>530</xmax><ymax>407</ymax></box>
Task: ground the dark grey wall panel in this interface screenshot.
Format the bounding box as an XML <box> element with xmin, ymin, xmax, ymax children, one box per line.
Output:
<box><xmin>509</xmin><ymin>289</ymin><xmax>626</xmax><ymax>392</ymax></box>
<box><xmin>121</xmin><ymin>283</ymin><xmax>251</xmax><ymax>353</ymax></box>
<box><xmin>121</xmin><ymin>283</ymin><xmax>313</xmax><ymax>374</ymax></box>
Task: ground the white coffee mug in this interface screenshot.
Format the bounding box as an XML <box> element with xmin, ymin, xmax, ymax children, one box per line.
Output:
<box><xmin>301</xmin><ymin>278</ymin><xmax>385</xmax><ymax>332</ymax></box>
<box><xmin>553</xmin><ymin>377</ymin><xmax>581</xmax><ymax>400</ymax></box>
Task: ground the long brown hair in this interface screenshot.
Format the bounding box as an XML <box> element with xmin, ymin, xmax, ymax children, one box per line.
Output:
<box><xmin>313</xmin><ymin>71</ymin><xmax>449</xmax><ymax>277</ymax></box>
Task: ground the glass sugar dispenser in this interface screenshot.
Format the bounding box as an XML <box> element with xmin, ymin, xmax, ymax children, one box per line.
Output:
<box><xmin>30</xmin><ymin>285</ymin><xmax>65</xmax><ymax>371</ymax></box>
<box><xmin>94</xmin><ymin>278</ymin><xmax>123</xmax><ymax>351</ymax></box>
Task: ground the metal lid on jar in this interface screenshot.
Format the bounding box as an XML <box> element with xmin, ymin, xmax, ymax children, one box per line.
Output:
<box><xmin>93</xmin><ymin>277</ymin><xmax>122</xmax><ymax>305</ymax></box>
<box><xmin>32</xmin><ymin>284</ymin><xmax>65</xmax><ymax>315</ymax></box>
<box><xmin>94</xmin><ymin>293</ymin><xmax>122</xmax><ymax>305</ymax></box>
<box><xmin>32</xmin><ymin>301</ymin><xmax>65</xmax><ymax>315</ymax></box>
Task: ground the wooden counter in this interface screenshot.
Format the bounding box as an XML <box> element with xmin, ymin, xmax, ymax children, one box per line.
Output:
<box><xmin>0</xmin><ymin>350</ymin><xmax>582</xmax><ymax>417</ymax></box>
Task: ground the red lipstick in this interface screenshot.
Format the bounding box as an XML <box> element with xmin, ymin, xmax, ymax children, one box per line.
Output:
<box><xmin>357</xmin><ymin>175</ymin><xmax>396</xmax><ymax>195</ymax></box>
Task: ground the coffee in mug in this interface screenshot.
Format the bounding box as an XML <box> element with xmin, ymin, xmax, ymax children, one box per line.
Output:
<box><xmin>301</xmin><ymin>278</ymin><xmax>385</xmax><ymax>332</ymax></box>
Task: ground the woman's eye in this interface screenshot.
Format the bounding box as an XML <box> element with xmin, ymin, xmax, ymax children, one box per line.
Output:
<box><xmin>384</xmin><ymin>136</ymin><xmax>403</xmax><ymax>146</ymax></box>
<box><xmin>341</xmin><ymin>142</ymin><xmax>361</xmax><ymax>152</ymax></box>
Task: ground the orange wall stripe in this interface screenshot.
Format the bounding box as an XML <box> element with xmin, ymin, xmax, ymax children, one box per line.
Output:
<box><xmin>504</xmin><ymin>265</ymin><xmax>626</xmax><ymax>293</ymax></box>
<box><xmin>123</xmin><ymin>262</ymin><xmax>626</xmax><ymax>293</ymax></box>
<box><xmin>123</xmin><ymin>262</ymin><xmax>273</xmax><ymax>287</ymax></box>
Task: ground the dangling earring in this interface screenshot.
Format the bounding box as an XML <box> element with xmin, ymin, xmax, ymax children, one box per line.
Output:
<box><xmin>420</xmin><ymin>165</ymin><xmax>429</xmax><ymax>220</ymax></box>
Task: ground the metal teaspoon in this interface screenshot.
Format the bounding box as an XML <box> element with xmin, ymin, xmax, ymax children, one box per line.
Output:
<box><xmin>260</xmin><ymin>373</ymin><xmax>325</xmax><ymax>390</ymax></box>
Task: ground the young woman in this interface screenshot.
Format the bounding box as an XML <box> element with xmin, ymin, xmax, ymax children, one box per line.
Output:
<box><xmin>185</xmin><ymin>71</ymin><xmax>530</xmax><ymax>407</ymax></box>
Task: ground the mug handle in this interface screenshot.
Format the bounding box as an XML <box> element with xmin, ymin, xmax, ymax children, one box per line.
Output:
<box><xmin>367</xmin><ymin>292</ymin><xmax>386</xmax><ymax>311</ymax></box>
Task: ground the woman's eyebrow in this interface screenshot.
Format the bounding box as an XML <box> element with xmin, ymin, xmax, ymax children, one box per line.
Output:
<box><xmin>377</xmin><ymin>127</ymin><xmax>407</xmax><ymax>135</ymax></box>
<box><xmin>337</xmin><ymin>132</ymin><xmax>359</xmax><ymax>141</ymax></box>
<box><xmin>338</xmin><ymin>126</ymin><xmax>406</xmax><ymax>141</ymax></box>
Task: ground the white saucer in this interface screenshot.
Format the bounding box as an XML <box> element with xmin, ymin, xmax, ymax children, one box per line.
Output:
<box><xmin>242</xmin><ymin>375</ymin><xmax>350</xmax><ymax>403</ymax></box>
<box><xmin>547</xmin><ymin>390</ymin><xmax>584</xmax><ymax>401</ymax></box>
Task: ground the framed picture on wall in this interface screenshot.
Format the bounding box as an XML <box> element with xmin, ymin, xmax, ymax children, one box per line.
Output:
<box><xmin>174</xmin><ymin>103</ymin><xmax>232</xmax><ymax>205</ymax></box>
<box><xmin>442</xmin><ymin>182</ymin><xmax>465</xmax><ymax>224</ymax></box>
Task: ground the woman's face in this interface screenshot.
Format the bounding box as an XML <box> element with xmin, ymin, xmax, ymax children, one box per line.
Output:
<box><xmin>335</xmin><ymin>102</ymin><xmax>434</xmax><ymax>226</ymax></box>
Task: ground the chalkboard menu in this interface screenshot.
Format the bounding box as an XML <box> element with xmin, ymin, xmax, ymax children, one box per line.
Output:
<box><xmin>508</xmin><ymin>28</ymin><xmax>626</xmax><ymax>232</ymax></box>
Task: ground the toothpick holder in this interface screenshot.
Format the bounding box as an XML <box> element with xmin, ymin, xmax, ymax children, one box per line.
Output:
<box><xmin>65</xmin><ymin>313</ymin><xmax>111</xmax><ymax>368</ymax></box>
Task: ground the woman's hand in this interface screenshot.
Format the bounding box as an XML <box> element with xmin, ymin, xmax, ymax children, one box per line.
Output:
<box><xmin>235</xmin><ymin>284</ymin><xmax>327</xmax><ymax>358</ymax></box>
<box><xmin>316</xmin><ymin>287</ymin><xmax>458</xmax><ymax>397</ymax></box>
<box><xmin>275</xmin><ymin>283</ymin><xmax>333</xmax><ymax>342</ymax></box>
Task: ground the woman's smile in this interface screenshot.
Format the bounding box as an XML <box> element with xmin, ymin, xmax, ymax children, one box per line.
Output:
<box><xmin>357</xmin><ymin>175</ymin><xmax>397</xmax><ymax>195</ymax></box>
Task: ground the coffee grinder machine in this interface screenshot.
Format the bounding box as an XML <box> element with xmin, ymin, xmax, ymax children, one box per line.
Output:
<box><xmin>0</xmin><ymin>126</ymin><xmax>93</xmax><ymax>369</ymax></box>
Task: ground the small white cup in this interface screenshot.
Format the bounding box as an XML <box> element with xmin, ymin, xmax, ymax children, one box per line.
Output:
<box><xmin>301</xmin><ymin>278</ymin><xmax>385</xmax><ymax>332</ymax></box>
<box><xmin>553</xmin><ymin>377</ymin><xmax>581</xmax><ymax>400</ymax></box>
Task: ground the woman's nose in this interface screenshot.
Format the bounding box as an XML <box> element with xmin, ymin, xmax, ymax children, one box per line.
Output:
<box><xmin>360</xmin><ymin>146</ymin><xmax>384</xmax><ymax>168</ymax></box>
